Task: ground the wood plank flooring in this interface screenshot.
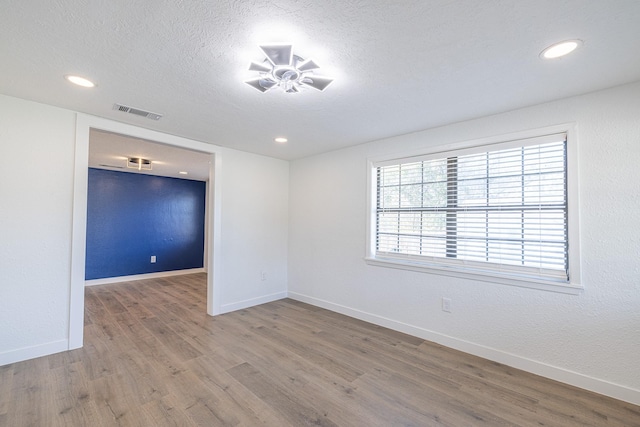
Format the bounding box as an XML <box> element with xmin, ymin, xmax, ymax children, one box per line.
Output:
<box><xmin>1</xmin><ymin>273</ymin><xmax>638</xmax><ymax>426</ymax></box>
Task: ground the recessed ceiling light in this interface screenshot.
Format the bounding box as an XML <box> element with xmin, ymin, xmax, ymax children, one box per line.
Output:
<box><xmin>274</xmin><ymin>137</ymin><xmax>288</xmax><ymax>143</ymax></box>
<box><xmin>540</xmin><ymin>40</ymin><xmax>583</xmax><ymax>59</ymax></box>
<box><xmin>179</xmin><ymin>171</ymin><xmax>188</xmax><ymax>175</ymax></box>
<box><xmin>64</xmin><ymin>75</ymin><xmax>96</xmax><ymax>87</ymax></box>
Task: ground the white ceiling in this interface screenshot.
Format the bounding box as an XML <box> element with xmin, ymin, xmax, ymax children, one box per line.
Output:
<box><xmin>2</xmin><ymin>0</ymin><xmax>640</xmax><ymax>161</ymax></box>
<box><xmin>89</xmin><ymin>129</ymin><xmax>211</xmax><ymax>181</ymax></box>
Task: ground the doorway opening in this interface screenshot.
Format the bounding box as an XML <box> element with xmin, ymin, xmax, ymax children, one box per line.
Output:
<box><xmin>69</xmin><ymin>114</ymin><xmax>222</xmax><ymax>349</ymax></box>
<box><xmin>86</xmin><ymin>129</ymin><xmax>210</xmax><ymax>283</ymax></box>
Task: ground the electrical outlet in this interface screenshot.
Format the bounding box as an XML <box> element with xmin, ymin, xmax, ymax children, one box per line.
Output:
<box><xmin>150</xmin><ymin>255</ymin><xmax>156</xmax><ymax>263</ymax></box>
<box><xmin>442</xmin><ymin>297</ymin><xmax>452</xmax><ymax>313</ymax></box>
<box><xmin>260</xmin><ymin>271</ymin><xmax>267</xmax><ymax>281</ymax></box>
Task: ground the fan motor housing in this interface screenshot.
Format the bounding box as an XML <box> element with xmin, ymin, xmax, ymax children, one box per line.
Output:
<box><xmin>274</xmin><ymin>67</ymin><xmax>301</xmax><ymax>81</ymax></box>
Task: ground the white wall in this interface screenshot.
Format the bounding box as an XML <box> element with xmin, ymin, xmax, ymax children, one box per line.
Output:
<box><xmin>0</xmin><ymin>95</ymin><xmax>76</xmax><ymax>363</ymax></box>
<box><xmin>217</xmin><ymin>147</ymin><xmax>289</xmax><ymax>312</ymax></box>
<box><xmin>0</xmin><ymin>93</ymin><xmax>289</xmax><ymax>365</ymax></box>
<box><xmin>288</xmin><ymin>82</ymin><xmax>640</xmax><ymax>404</ymax></box>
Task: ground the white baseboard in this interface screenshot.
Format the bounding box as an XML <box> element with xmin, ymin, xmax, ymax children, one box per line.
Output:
<box><xmin>0</xmin><ymin>339</ymin><xmax>68</xmax><ymax>367</ymax></box>
<box><xmin>287</xmin><ymin>291</ymin><xmax>640</xmax><ymax>406</ymax></box>
<box><xmin>220</xmin><ymin>291</ymin><xmax>288</xmax><ymax>314</ymax></box>
<box><xmin>85</xmin><ymin>268</ymin><xmax>206</xmax><ymax>286</ymax></box>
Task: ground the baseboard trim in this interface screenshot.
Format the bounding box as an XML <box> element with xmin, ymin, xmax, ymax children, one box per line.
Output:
<box><xmin>287</xmin><ymin>291</ymin><xmax>640</xmax><ymax>406</ymax></box>
<box><xmin>85</xmin><ymin>268</ymin><xmax>206</xmax><ymax>286</ymax></box>
<box><xmin>0</xmin><ymin>339</ymin><xmax>68</xmax><ymax>367</ymax></box>
<box><xmin>220</xmin><ymin>291</ymin><xmax>288</xmax><ymax>314</ymax></box>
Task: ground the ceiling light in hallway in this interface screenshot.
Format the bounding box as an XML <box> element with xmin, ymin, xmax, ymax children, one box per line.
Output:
<box><xmin>127</xmin><ymin>157</ymin><xmax>152</xmax><ymax>171</ymax></box>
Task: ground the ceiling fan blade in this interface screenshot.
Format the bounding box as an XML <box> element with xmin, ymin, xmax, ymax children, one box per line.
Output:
<box><xmin>248</xmin><ymin>61</ymin><xmax>272</xmax><ymax>73</ymax></box>
<box><xmin>300</xmin><ymin>75</ymin><xmax>334</xmax><ymax>91</ymax></box>
<box><xmin>297</xmin><ymin>59</ymin><xmax>320</xmax><ymax>72</ymax></box>
<box><xmin>245</xmin><ymin>78</ymin><xmax>277</xmax><ymax>92</ymax></box>
<box><xmin>285</xmin><ymin>85</ymin><xmax>300</xmax><ymax>93</ymax></box>
<box><xmin>259</xmin><ymin>44</ymin><xmax>293</xmax><ymax>66</ymax></box>
<box><xmin>259</xmin><ymin>78</ymin><xmax>278</xmax><ymax>89</ymax></box>
<box><xmin>245</xmin><ymin>78</ymin><xmax>268</xmax><ymax>92</ymax></box>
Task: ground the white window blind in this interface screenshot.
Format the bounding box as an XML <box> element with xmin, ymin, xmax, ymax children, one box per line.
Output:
<box><xmin>375</xmin><ymin>133</ymin><xmax>568</xmax><ymax>282</ymax></box>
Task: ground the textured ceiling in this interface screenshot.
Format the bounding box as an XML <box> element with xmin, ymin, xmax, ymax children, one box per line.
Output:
<box><xmin>2</xmin><ymin>0</ymin><xmax>640</xmax><ymax>160</ymax></box>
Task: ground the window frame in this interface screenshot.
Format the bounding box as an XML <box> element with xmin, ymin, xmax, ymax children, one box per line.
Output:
<box><xmin>365</xmin><ymin>124</ymin><xmax>582</xmax><ymax>294</ymax></box>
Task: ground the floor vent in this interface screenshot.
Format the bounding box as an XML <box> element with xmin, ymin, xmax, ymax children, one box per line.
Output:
<box><xmin>113</xmin><ymin>104</ymin><xmax>163</xmax><ymax>120</ymax></box>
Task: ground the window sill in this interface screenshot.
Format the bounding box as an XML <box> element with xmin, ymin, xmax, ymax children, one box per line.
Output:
<box><xmin>364</xmin><ymin>256</ymin><xmax>583</xmax><ymax>295</ymax></box>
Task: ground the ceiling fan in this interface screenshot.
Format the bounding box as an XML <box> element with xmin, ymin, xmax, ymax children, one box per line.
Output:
<box><xmin>245</xmin><ymin>44</ymin><xmax>334</xmax><ymax>93</ymax></box>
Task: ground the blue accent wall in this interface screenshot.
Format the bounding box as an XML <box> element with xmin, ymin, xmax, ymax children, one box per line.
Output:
<box><xmin>85</xmin><ymin>168</ymin><xmax>206</xmax><ymax>280</ymax></box>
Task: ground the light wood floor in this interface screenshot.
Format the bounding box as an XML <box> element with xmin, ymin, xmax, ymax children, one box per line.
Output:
<box><xmin>1</xmin><ymin>273</ymin><xmax>638</xmax><ymax>426</ymax></box>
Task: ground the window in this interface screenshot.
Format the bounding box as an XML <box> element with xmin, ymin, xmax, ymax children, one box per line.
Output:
<box><xmin>366</xmin><ymin>130</ymin><xmax>581</xmax><ymax>293</ymax></box>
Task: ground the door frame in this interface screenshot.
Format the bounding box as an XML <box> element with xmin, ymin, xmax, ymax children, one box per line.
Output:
<box><xmin>68</xmin><ymin>113</ymin><xmax>223</xmax><ymax>349</ymax></box>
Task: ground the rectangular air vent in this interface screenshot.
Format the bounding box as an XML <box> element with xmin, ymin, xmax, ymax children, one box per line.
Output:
<box><xmin>112</xmin><ymin>103</ymin><xmax>162</xmax><ymax>120</ymax></box>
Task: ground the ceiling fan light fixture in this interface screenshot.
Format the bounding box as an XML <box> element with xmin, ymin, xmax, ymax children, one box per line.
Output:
<box><xmin>245</xmin><ymin>44</ymin><xmax>334</xmax><ymax>93</ymax></box>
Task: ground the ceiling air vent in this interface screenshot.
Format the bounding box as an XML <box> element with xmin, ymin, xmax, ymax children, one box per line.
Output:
<box><xmin>112</xmin><ymin>103</ymin><xmax>162</xmax><ymax>120</ymax></box>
